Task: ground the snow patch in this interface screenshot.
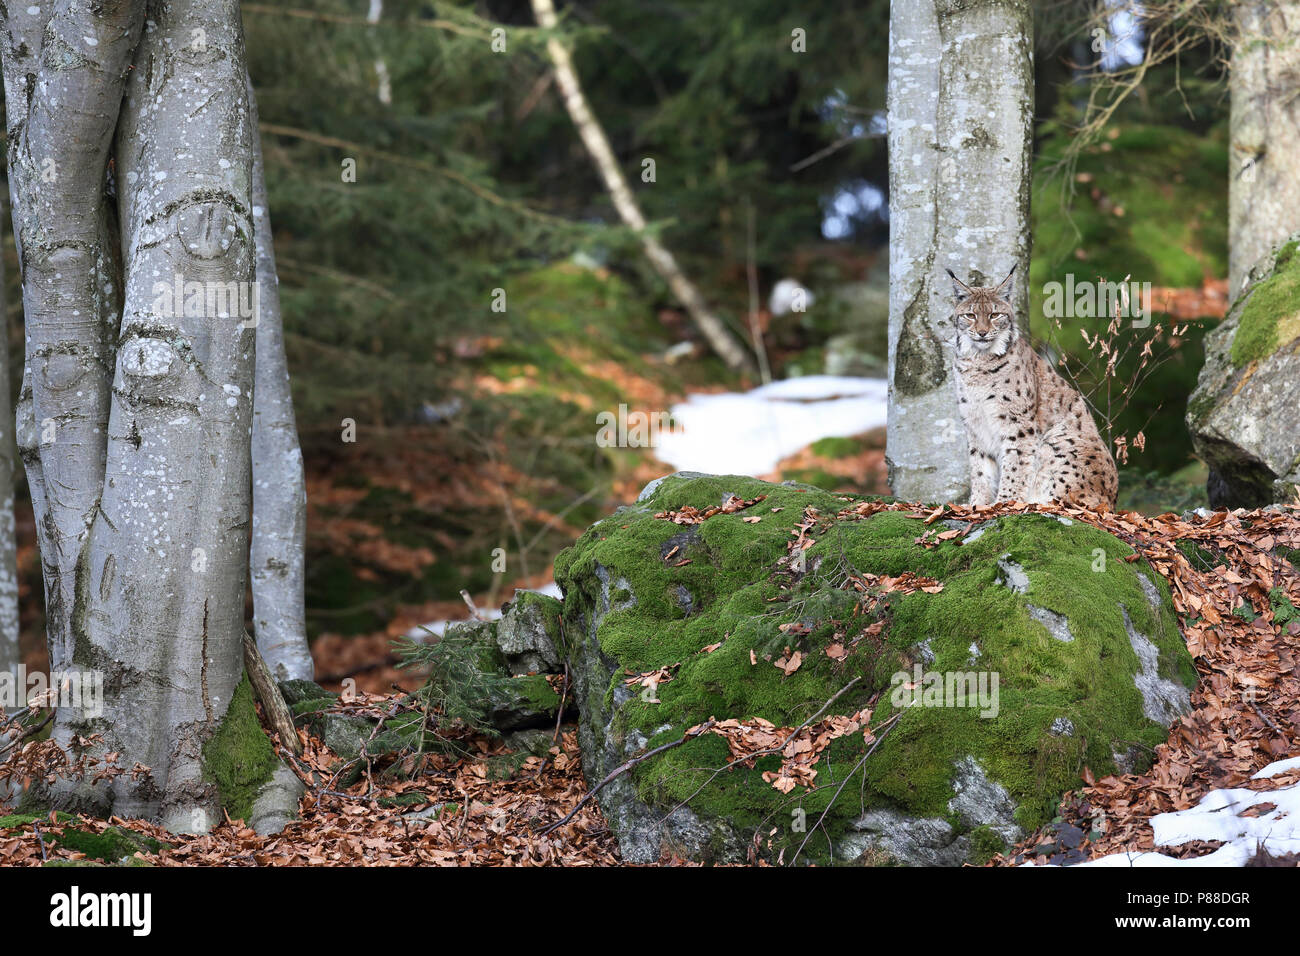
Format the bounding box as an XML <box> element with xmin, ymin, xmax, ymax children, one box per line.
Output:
<box><xmin>1066</xmin><ymin>757</ymin><xmax>1300</xmax><ymax>867</ymax></box>
<box><xmin>654</xmin><ymin>375</ymin><xmax>887</xmax><ymax>476</ymax></box>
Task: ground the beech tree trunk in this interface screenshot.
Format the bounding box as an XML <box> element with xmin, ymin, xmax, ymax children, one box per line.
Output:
<box><xmin>885</xmin><ymin>0</ymin><xmax>1034</xmax><ymax>503</ymax></box>
<box><xmin>249</xmin><ymin>81</ymin><xmax>313</xmax><ymax>683</ymax></box>
<box><xmin>2</xmin><ymin>0</ymin><xmax>291</xmax><ymax>831</ymax></box>
<box><xmin>530</xmin><ymin>0</ymin><xmax>757</xmax><ymax>375</ymax></box>
<box><xmin>1229</xmin><ymin>1</ymin><xmax>1300</xmax><ymax>293</ymax></box>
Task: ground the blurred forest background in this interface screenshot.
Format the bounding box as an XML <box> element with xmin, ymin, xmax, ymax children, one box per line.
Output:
<box><xmin>4</xmin><ymin>0</ymin><xmax>1233</xmax><ymax>681</ymax></box>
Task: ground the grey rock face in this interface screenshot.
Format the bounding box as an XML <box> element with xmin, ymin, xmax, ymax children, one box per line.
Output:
<box><xmin>842</xmin><ymin>809</ymin><xmax>968</xmax><ymax>867</ymax></box>
<box><xmin>948</xmin><ymin>756</ymin><xmax>1022</xmax><ymax>845</ymax></box>
<box><xmin>842</xmin><ymin>757</ymin><xmax>1021</xmax><ymax>866</ymax></box>
<box><xmin>496</xmin><ymin>590</ymin><xmax>563</xmax><ymax>674</ymax></box>
<box><xmin>1028</xmin><ymin>604</ymin><xmax>1074</xmax><ymax>643</ymax></box>
<box><xmin>1121</xmin><ymin>606</ymin><xmax>1192</xmax><ymax>725</ymax></box>
<box><xmin>996</xmin><ymin>554</ymin><xmax>1030</xmax><ymax>593</ymax></box>
<box><xmin>1187</xmin><ymin>232</ymin><xmax>1300</xmax><ymax>507</ymax></box>
<box><xmin>1050</xmin><ymin>717</ymin><xmax>1076</xmax><ymax>737</ymax></box>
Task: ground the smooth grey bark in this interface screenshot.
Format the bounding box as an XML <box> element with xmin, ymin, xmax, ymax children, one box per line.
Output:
<box><xmin>0</xmin><ymin>211</ymin><xmax>17</xmax><ymax>681</ymax></box>
<box><xmin>886</xmin><ymin>0</ymin><xmax>1034</xmax><ymax>503</ymax></box>
<box><xmin>2</xmin><ymin>0</ymin><xmax>275</xmax><ymax>832</ymax></box>
<box><xmin>3</xmin><ymin>0</ymin><xmax>133</xmax><ymax>677</ymax></box>
<box><xmin>1229</xmin><ymin>1</ymin><xmax>1300</xmax><ymax>294</ymax></box>
<box><xmin>249</xmin><ymin>81</ymin><xmax>313</xmax><ymax>683</ymax></box>
<box><xmin>531</xmin><ymin>0</ymin><xmax>757</xmax><ymax>374</ymax></box>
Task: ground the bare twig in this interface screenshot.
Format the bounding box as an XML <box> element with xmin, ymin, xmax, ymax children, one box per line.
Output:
<box><xmin>541</xmin><ymin>718</ymin><xmax>718</xmax><ymax>835</ymax></box>
<box><xmin>790</xmin><ymin>709</ymin><xmax>904</xmax><ymax>866</ymax></box>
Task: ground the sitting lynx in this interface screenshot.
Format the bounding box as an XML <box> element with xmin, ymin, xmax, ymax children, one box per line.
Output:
<box><xmin>949</xmin><ymin>266</ymin><xmax>1118</xmax><ymax>509</ymax></box>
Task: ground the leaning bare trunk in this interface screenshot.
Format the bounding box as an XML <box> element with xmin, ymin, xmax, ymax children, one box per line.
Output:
<box><xmin>885</xmin><ymin>0</ymin><xmax>1033</xmax><ymax>503</ymax></box>
<box><xmin>1229</xmin><ymin>1</ymin><xmax>1300</xmax><ymax>294</ymax></box>
<box><xmin>0</xmin><ymin>216</ymin><xmax>16</xmax><ymax>682</ymax></box>
<box><xmin>530</xmin><ymin>0</ymin><xmax>756</xmax><ymax>375</ymax></box>
<box><xmin>248</xmin><ymin>80</ymin><xmax>313</xmax><ymax>683</ymax></box>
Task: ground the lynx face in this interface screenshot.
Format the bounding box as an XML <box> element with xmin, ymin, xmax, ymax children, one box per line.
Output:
<box><xmin>949</xmin><ymin>266</ymin><xmax>1018</xmax><ymax>357</ymax></box>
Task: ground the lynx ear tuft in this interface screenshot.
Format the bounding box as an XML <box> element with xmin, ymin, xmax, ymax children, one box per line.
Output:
<box><xmin>947</xmin><ymin>268</ymin><xmax>974</xmax><ymax>302</ymax></box>
<box><xmin>993</xmin><ymin>263</ymin><xmax>1017</xmax><ymax>298</ymax></box>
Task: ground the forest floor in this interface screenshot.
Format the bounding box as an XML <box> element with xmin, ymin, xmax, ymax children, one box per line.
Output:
<box><xmin>2</xmin><ymin>500</ymin><xmax>1298</xmax><ymax>867</ymax></box>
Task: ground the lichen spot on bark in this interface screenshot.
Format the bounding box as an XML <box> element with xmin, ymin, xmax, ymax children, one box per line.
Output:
<box><xmin>121</xmin><ymin>336</ymin><xmax>179</xmax><ymax>380</ymax></box>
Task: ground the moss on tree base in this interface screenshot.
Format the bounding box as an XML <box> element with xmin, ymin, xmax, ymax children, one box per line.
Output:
<box><xmin>202</xmin><ymin>675</ymin><xmax>279</xmax><ymax>823</ymax></box>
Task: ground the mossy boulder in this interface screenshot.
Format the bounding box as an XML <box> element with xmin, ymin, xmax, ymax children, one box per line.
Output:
<box><xmin>1187</xmin><ymin>233</ymin><xmax>1300</xmax><ymax>507</ymax></box>
<box><xmin>554</xmin><ymin>474</ymin><xmax>1195</xmax><ymax>865</ymax></box>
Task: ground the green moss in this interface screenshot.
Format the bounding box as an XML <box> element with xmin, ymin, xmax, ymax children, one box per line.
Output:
<box><xmin>512</xmin><ymin>674</ymin><xmax>561</xmax><ymax>711</ymax></box>
<box><xmin>1231</xmin><ymin>241</ymin><xmax>1300</xmax><ymax>366</ymax></box>
<box><xmin>0</xmin><ymin>812</ymin><xmax>74</xmax><ymax>828</ymax></box>
<box><xmin>290</xmin><ymin>697</ymin><xmax>338</xmax><ymax>717</ymax></box>
<box><xmin>278</xmin><ymin>680</ymin><xmax>337</xmax><ymax>707</ymax></box>
<box><xmin>377</xmin><ymin>792</ymin><xmax>432</xmax><ymax>809</ymax></box>
<box><xmin>968</xmin><ymin>825</ymin><xmax>1009</xmax><ymax>865</ymax></box>
<box><xmin>202</xmin><ymin>675</ymin><xmax>279</xmax><ymax>823</ymax></box>
<box><xmin>53</xmin><ymin>825</ymin><xmax>168</xmax><ymax>863</ymax></box>
<box><xmin>1176</xmin><ymin>539</ymin><xmax>1222</xmax><ymax>574</ymax></box>
<box><xmin>1269</xmin><ymin>588</ymin><xmax>1297</xmax><ymax>627</ymax></box>
<box><xmin>809</xmin><ymin>436</ymin><xmax>861</xmax><ymax>460</ymax></box>
<box><xmin>557</xmin><ymin>475</ymin><xmax>1196</xmax><ymax>863</ymax></box>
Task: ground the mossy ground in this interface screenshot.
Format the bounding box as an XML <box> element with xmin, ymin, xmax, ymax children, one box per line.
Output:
<box><xmin>555</xmin><ymin>475</ymin><xmax>1195</xmax><ymax>863</ymax></box>
<box><xmin>52</xmin><ymin>825</ymin><xmax>168</xmax><ymax>863</ymax></box>
<box><xmin>202</xmin><ymin>676</ymin><xmax>279</xmax><ymax>823</ymax></box>
<box><xmin>1231</xmin><ymin>239</ymin><xmax>1300</xmax><ymax>367</ymax></box>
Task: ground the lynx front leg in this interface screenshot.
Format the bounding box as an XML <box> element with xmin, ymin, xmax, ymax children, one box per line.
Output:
<box><xmin>995</xmin><ymin>442</ymin><xmax>1033</xmax><ymax>502</ymax></box>
<box><xmin>969</xmin><ymin>448</ymin><xmax>997</xmax><ymax>506</ymax></box>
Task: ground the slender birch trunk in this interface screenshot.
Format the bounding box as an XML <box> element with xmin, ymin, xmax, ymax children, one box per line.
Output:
<box><xmin>1229</xmin><ymin>1</ymin><xmax>1300</xmax><ymax>294</ymax></box>
<box><xmin>248</xmin><ymin>80</ymin><xmax>313</xmax><ymax>683</ymax></box>
<box><xmin>2</xmin><ymin>0</ymin><xmax>296</xmax><ymax>831</ymax></box>
<box><xmin>530</xmin><ymin>0</ymin><xmax>757</xmax><ymax>375</ymax></box>
<box><xmin>885</xmin><ymin>0</ymin><xmax>1033</xmax><ymax>503</ymax></box>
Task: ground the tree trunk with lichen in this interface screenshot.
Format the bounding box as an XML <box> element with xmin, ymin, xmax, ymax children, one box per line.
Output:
<box><xmin>1229</xmin><ymin>1</ymin><xmax>1300</xmax><ymax>296</ymax></box>
<box><xmin>249</xmin><ymin>79</ymin><xmax>313</xmax><ymax>683</ymax></box>
<box><xmin>1</xmin><ymin>0</ymin><xmax>297</xmax><ymax>832</ymax></box>
<box><xmin>886</xmin><ymin>0</ymin><xmax>1033</xmax><ymax>504</ymax></box>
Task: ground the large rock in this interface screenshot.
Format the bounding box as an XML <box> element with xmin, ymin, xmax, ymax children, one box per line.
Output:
<box><xmin>554</xmin><ymin>474</ymin><xmax>1195</xmax><ymax>865</ymax></box>
<box><xmin>1188</xmin><ymin>233</ymin><xmax>1300</xmax><ymax>507</ymax></box>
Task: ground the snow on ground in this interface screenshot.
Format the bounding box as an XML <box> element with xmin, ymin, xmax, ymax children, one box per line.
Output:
<box><xmin>654</xmin><ymin>375</ymin><xmax>888</xmax><ymax>476</ymax></box>
<box><xmin>1047</xmin><ymin>757</ymin><xmax>1300</xmax><ymax>867</ymax></box>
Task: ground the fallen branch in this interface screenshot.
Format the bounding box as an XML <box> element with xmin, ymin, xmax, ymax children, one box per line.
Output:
<box><xmin>540</xmin><ymin>718</ymin><xmax>717</xmax><ymax>835</ymax></box>
<box><xmin>242</xmin><ymin>632</ymin><xmax>303</xmax><ymax>756</ymax></box>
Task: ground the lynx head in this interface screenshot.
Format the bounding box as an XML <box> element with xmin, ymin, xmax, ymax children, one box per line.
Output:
<box><xmin>948</xmin><ymin>265</ymin><xmax>1018</xmax><ymax>357</ymax></box>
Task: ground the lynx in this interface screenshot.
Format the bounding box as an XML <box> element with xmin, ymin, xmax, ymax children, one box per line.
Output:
<box><xmin>949</xmin><ymin>265</ymin><xmax>1118</xmax><ymax>510</ymax></box>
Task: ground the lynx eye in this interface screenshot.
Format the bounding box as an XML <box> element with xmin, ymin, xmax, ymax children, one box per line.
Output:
<box><xmin>958</xmin><ymin>312</ymin><xmax>975</xmax><ymax>323</ymax></box>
